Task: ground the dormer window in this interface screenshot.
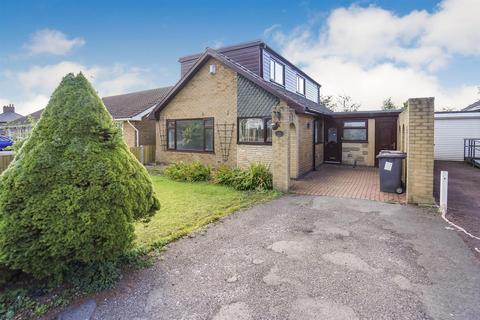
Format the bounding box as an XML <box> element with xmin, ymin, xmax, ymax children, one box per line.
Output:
<box><xmin>296</xmin><ymin>75</ymin><xmax>305</xmax><ymax>95</ymax></box>
<box><xmin>269</xmin><ymin>59</ymin><xmax>284</xmax><ymax>86</ymax></box>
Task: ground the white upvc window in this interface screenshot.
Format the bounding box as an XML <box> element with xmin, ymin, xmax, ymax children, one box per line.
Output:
<box><xmin>269</xmin><ymin>59</ymin><xmax>284</xmax><ymax>85</ymax></box>
<box><xmin>296</xmin><ymin>75</ymin><xmax>305</xmax><ymax>95</ymax></box>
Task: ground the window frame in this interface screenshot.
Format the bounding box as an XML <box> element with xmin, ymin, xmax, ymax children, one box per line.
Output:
<box><xmin>237</xmin><ymin>117</ymin><xmax>273</xmax><ymax>145</ymax></box>
<box><xmin>314</xmin><ymin>118</ymin><xmax>323</xmax><ymax>144</ymax></box>
<box><xmin>296</xmin><ymin>74</ymin><xmax>306</xmax><ymax>95</ymax></box>
<box><xmin>342</xmin><ymin>119</ymin><xmax>368</xmax><ymax>143</ymax></box>
<box><xmin>166</xmin><ymin>117</ymin><xmax>215</xmax><ymax>153</ymax></box>
<box><xmin>269</xmin><ymin>59</ymin><xmax>285</xmax><ymax>86</ymax></box>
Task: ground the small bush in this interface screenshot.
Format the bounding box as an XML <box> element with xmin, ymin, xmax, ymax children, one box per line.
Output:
<box><xmin>66</xmin><ymin>260</ymin><xmax>121</xmax><ymax>294</ymax></box>
<box><xmin>212</xmin><ymin>163</ymin><xmax>272</xmax><ymax>191</ymax></box>
<box><xmin>0</xmin><ymin>289</ymin><xmax>42</xmax><ymax>320</ymax></box>
<box><xmin>164</xmin><ymin>161</ymin><xmax>211</xmax><ymax>182</ymax></box>
<box><xmin>211</xmin><ymin>165</ymin><xmax>241</xmax><ymax>185</ymax></box>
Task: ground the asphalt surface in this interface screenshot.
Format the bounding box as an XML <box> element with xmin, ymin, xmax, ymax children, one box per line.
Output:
<box><xmin>434</xmin><ymin>161</ymin><xmax>480</xmax><ymax>259</ymax></box>
<box><xmin>90</xmin><ymin>195</ymin><xmax>480</xmax><ymax>320</ymax></box>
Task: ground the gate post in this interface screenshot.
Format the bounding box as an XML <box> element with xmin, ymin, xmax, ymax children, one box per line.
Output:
<box><xmin>403</xmin><ymin>97</ymin><xmax>435</xmax><ymax>205</ymax></box>
<box><xmin>272</xmin><ymin>102</ymin><xmax>292</xmax><ymax>192</ymax></box>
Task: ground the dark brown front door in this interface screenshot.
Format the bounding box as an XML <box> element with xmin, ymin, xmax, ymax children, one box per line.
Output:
<box><xmin>375</xmin><ymin>118</ymin><xmax>397</xmax><ymax>166</ymax></box>
<box><xmin>324</xmin><ymin>118</ymin><xmax>341</xmax><ymax>163</ymax></box>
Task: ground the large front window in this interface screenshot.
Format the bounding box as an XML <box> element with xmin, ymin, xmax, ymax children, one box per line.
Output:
<box><xmin>238</xmin><ymin>118</ymin><xmax>272</xmax><ymax>144</ymax></box>
<box><xmin>343</xmin><ymin>120</ymin><xmax>367</xmax><ymax>142</ymax></box>
<box><xmin>269</xmin><ymin>59</ymin><xmax>284</xmax><ymax>85</ymax></box>
<box><xmin>167</xmin><ymin>118</ymin><xmax>214</xmax><ymax>152</ymax></box>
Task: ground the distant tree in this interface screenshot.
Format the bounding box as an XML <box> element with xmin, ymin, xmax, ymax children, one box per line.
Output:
<box><xmin>382</xmin><ymin>97</ymin><xmax>399</xmax><ymax>110</ymax></box>
<box><xmin>321</xmin><ymin>94</ymin><xmax>361</xmax><ymax>112</ymax></box>
<box><xmin>441</xmin><ymin>106</ymin><xmax>456</xmax><ymax>111</ymax></box>
<box><xmin>319</xmin><ymin>95</ymin><xmax>336</xmax><ymax>111</ymax></box>
<box><xmin>0</xmin><ymin>73</ymin><xmax>160</xmax><ymax>280</ymax></box>
<box><xmin>336</xmin><ymin>95</ymin><xmax>360</xmax><ymax>112</ymax></box>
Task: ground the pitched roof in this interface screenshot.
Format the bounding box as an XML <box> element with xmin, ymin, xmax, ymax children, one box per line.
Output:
<box><xmin>0</xmin><ymin>110</ymin><xmax>23</xmax><ymax>123</ymax></box>
<box><xmin>151</xmin><ymin>48</ymin><xmax>331</xmax><ymax>119</ymax></box>
<box><xmin>7</xmin><ymin>86</ymin><xmax>173</xmax><ymax>126</ymax></box>
<box><xmin>7</xmin><ymin>108</ymin><xmax>44</xmax><ymax>126</ymax></box>
<box><xmin>463</xmin><ymin>100</ymin><xmax>480</xmax><ymax>111</ymax></box>
<box><xmin>102</xmin><ymin>86</ymin><xmax>173</xmax><ymax>119</ymax></box>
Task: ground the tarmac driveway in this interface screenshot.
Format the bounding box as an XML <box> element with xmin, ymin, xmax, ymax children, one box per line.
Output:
<box><xmin>92</xmin><ymin>196</ymin><xmax>480</xmax><ymax>320</ymax></box>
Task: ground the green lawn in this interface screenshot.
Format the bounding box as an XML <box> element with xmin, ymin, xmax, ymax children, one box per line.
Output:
<box><xmin>134</xmin><ymin>175</ymin><xmax>280</xmax><ymax>248</ymax></box>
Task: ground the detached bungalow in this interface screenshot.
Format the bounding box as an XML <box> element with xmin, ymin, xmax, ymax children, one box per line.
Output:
<box><xmin>149</xmin><ymin>40</ymin><xmax>401</xmax><ymax>178</ymax></box>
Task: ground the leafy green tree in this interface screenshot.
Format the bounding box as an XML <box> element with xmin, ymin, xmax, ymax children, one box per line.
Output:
<box><xmin>382</xmin><ymin>97</ymin><xmax>398</xmax><ymax>110</ymax></box>
<box><xmin>0</xmin><ymin>73</ymin><xmax>159</xmax><ymax>279</ymax></box>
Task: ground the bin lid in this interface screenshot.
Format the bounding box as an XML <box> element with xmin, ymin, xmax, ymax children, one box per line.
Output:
<box><xmin>376</xmin><ymin>151</ymin><xmax>407</xmax><ymax>159</ymax></box>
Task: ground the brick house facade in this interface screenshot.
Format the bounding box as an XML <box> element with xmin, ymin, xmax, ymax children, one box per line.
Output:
<box><xmin>149</xmin><ymin>41</ymin><xmax>435</xmax><ymax>204</ymax></box>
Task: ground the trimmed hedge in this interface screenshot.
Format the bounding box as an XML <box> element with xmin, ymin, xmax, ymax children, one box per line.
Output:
<box><xmin>0</xmin><ymin>73</ymin><xmax>160</xmax><ymax>280</ymax></box>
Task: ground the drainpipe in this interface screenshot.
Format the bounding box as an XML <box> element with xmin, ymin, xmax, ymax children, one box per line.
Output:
<box><xmin>126</xmin><ymin>120</ymin><xmax>139</xmax><ymax>147</ymax></box>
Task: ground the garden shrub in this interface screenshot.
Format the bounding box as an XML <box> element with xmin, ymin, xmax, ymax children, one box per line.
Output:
<box><xmin>164</xmin><ymin>161</ymin><xmax>211</xmax><ymax>182</ymax></box>
<box><xmin>211</xmin><ymin>165</ymin><xmax>241</xmax><ymax>185</ymax></box>
<box><xmin>66</xmin><ymin>260</ymin><xmax>121</xmax><ymax>293</ymax></box>
<box><xmin>212</xmin><ymin>163</ymin><xmax>272</xmax><ymax>191</ymax></box>
<box><xmin>0</xmin><ymin>73</ymin><xmax>160</xmax><ymax>280</ymax></box>
<box><xmin>231</xmin><ymin>163</ymin><xmax>272</xmax><ymax>191</ymax></box>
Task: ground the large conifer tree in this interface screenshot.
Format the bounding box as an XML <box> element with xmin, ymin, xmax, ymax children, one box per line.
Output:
<box><xmin>0</xmin><ymin>73</ymin><xmax>159</xmax><ymax>279</ymax></box>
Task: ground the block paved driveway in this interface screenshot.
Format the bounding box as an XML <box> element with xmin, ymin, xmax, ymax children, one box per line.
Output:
<box><xmin>90</xmin><ymin>195</ymin><xmax>480</xmax><ymax>320</ymax></box>
<box><xmin>291</xmin><ymin>164</ymin><xmax>406</xmax><ymax>204</ymax></box>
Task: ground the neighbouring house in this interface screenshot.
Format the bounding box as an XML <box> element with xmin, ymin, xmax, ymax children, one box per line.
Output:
<box><xmin>4</xmin><ymin>87</ymin><xmax>172</xmax><ymax>150</ymax></box>
<box><xmin>0</xmin><ymin>104</ymin><xmax>23</xmax><ymax>135</ymax></box>
<box><xmin>150</xmin><ymin>40</ymin><xmax>402</xmax><ymax>173</ymax></box>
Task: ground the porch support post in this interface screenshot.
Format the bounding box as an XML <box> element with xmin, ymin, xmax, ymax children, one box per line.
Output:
<box><xmin>272</xmin><ymin>102</ymin><xmax>292</xmax><ymax>192</ymax></box>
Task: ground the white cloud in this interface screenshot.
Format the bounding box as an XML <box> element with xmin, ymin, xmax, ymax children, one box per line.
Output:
<box><xmin>24</xmin><ymin>29</ymin><xmax>85</xmax><ymax>56</ymax></box>
<box><xmin>5</xmin><ymin>61</ymin><xmax>154</xmax><ymax>115</ymax></box>
<box><xmin>14</xmin><ymin>61</ymin><xmax>99</xmax><ymax>93</ymax></box>
<box><xmin>265</xmin><ymin>0</ymin><xmax>480</xmax><ymax>110</ymax></box>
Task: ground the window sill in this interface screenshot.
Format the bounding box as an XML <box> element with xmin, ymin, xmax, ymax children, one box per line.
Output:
<box><xmin>237</xmin><ymin>142</ymin><xmax>272</xmax><ymax>146</ymax></box>
<box><xmin>342</xmin><ymin>140</ymin><xmax>368</xmax><ymax>144</ymax></box>
<box><xmin>166</xmin><ymin>149</ymin><xmax>215</xmax><ymax>154</ymax></box>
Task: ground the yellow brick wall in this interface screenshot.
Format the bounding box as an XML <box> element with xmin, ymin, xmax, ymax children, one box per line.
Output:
<box><xmin>296</xmin><ymin>114</ymin><xmax>315</xmax><ymax>177</ymax></box>
<box><xmin>122</xmin><ymin>121</ymin><xmax>136</xmax><ymax>148</ymax></box>
<box><xmin>400</xmin><ymin>98</ymin><xmax>435</xmax><ymax>204</ymax></box>
<box><xmin>314</xmin><ymin>118</ymin><xmax>324</xmax><ymax>168</ymax></box>
<box><xmin>237</xmin><ymin>145</ymin><xmax>273</xmax><ymax>169</ymax></box>
<box><xmin>367</xmin><ymin>118</ymin><xmax>375</xmax><ymax>166</ymax></box>
<box><xmin>156</xmin><ymin>58</ymin><xmax>237</xmax><ymax>167</ymax></box>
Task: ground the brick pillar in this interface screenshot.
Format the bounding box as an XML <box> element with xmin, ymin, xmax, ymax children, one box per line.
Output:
<box><xmin>404</xmin><ymin>98</ymin><xmax>435</xmax><ymax>205</ymax></box>
<box><xmin>272</xmin><ymin>102</ymin><xmax>292</xmax><ymax>192</ymax></box>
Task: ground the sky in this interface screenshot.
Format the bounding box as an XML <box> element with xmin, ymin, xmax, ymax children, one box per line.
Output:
<box><xmin>0</xmin><ymin>0</ymin><xmax>479</xmax><ymax>115</ymax></box>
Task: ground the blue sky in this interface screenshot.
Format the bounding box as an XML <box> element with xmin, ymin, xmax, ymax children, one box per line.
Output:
<box><xmin>0</xmin><ymin>0</ymin><xmax>479</xmax><ymax>114</ymax></box>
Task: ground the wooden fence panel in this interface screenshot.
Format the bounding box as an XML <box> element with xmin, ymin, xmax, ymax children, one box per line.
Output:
<box><xmin>130</xmin><ymin>145</ymin><xmax>155</xmax><ymax>165</ymax></box>
<box><xmin>0</xmin><ymin>152</ymin><xmax>15</xmax><ymax>174</ymax></box>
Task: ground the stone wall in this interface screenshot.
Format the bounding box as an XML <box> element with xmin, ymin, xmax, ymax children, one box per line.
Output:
<box><xmin>237</xmin><ymin>145</ymin><xmax>273</xmax><ymax>169</ymax></box>
<box><xmin>342</xmin><ymin>142</ymin><xmax>369</xmax><ymax>166</ymax></box>
<box><xmin>156</xmin><ymin>58</ymin><xmax>238</xmax><ymax>167</ymax></box>
<box><xmin>398</xmin><ymin>98</ymin><xmax>435</xmax><ymax>204</ymax></box>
